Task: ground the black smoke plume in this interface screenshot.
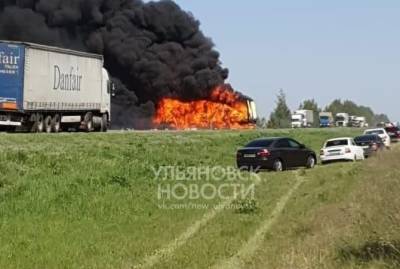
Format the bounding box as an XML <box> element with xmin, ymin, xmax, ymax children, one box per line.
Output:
<box><xmin>0</xmin><ymin>0</ymin><xmax>229</xmax><ymax>129</ymax></box>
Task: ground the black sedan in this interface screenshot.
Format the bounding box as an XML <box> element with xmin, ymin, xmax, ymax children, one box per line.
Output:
<box><xmin>354</xmin><ymin>134</ymin><xmax>385</xmax><ymax>158</ymax></box>
<box><xmin>236</xmin><ymin>137</ymin><xmax>317</xmax><ymax>172</ymax></box>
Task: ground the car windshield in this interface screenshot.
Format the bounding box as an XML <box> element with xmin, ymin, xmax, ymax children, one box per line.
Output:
<box><xmin>325</xmin><ymin>139</ymin><xmax>348</xmax><ymax>147</ymax></box>
<box><xmin>245</xmin><ymin>139</ymin><xmax>274</xmax><ymax>148</ymax></box>
<box><xmin>355</xmin><ymin>135</ymin><xmax>377</xmax><ymax>143</ymax></box>
<box><xmin>292</xmin><ymin>118</ymin><xmax>300</xmax><ymax>122</ymax></box>
<box><xmin>366</xmin><ymin>130</ymin><xmax>384</xmax><ymax>135</ymax></box>
<box><xmin>320</xmin><ymin>116</ymin><xmax>329</xmax><ymax>120</ymax></box>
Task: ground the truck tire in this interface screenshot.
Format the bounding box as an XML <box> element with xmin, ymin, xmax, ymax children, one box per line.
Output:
<box><xmin>100</xmin><ymin>114</ymin><xmax>108</xmax><ymax>132</ymax></box>
<box><xmin>31</xmin><ymin>113</ymin><xmax>44</xmax><ymax>133</ymax></box>
<box><xmin>84</xmin><ymin>112</ymin><xmax>94</xmax><ymax>132</ymax></box>
<box><xmin>52</xmin><ymin>114</ymin><xmax>61</xmax><ymax>133</ymax></box>
<box><xmin>44</xmin><ymin>115</ymin><xmax>52</xmax><ymax>133</ymax></box>
<box><xmin>29</xmin><ymin>114</ymin><xmax>36</xmax><ymax>133</ymax></box>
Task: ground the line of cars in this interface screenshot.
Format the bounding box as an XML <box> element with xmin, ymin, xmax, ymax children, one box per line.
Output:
<box><xmin>236</xmin><ymin>126</ymin><xmax>399</xmax><ymax>172</ymax></box>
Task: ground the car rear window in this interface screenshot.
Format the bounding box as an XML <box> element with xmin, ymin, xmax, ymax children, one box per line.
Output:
<box><xmin>325</xmin><ymin>139</ymin><xmax>348</xmax><ymax>147</ymax></box>
<box><xmin>355</xmin><ymin>135</ymin><xmax>377</xmax><ymax>142</ymax></box>
<box><xmin>366</xmin><ymin>130</ymin><xmax>384</xmax><ymax>135</ymax></box>
<box><xmin>245</xmin><ymin>140</ymin><xmax>274</xmax><ymax>148</ymax></box>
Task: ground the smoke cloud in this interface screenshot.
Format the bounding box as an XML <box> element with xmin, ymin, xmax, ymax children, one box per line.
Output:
<box><xmin>0</xmin><ymin>0</ymin><xmax>229</xmax><ymax>129</ymax></box>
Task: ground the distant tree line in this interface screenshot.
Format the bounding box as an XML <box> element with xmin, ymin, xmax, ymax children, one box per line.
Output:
<box><xmin>324</xmin><ymin>99</ymin><xmax>390</xmax><ymax>126</ymax></box>
<box><xmin>256</xmin><ymin>90</ymin><xmax>390</xmax><ymax>129</ymax></box>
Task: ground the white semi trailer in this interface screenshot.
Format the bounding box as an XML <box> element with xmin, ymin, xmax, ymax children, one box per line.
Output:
<box><xmin>0</xmin><ymin>40</ymin><xmax>113</xmax><ymax>132</ymax></box>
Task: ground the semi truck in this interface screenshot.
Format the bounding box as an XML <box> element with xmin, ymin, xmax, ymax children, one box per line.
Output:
<box><xmin>335</xmin><ymin>113</ymin><xmax>350</xmax><ymax>127</ymax></box>
<box><xmin>319</xmin><ymin>112</ymin><xmax>334</xmax><ymax>127</ymax></box>
<box><xmin>0</xmin><ymin>40</ymin><xmax>113</xmax><ymax>132</ymax></box>
<box><xmin>291</xmin><ymin>110</ymin><xmax>314</xmax><ymax>128</ymax></box>
<box><xmin>351</xmin><ymin>116</ymin><xmax>368</xmax><ymax>128</ymax></box>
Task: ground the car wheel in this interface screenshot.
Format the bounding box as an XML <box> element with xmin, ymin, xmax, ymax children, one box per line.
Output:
<box><xmin>306</xmin><ymin>156</ymin><xmax>316</xmax><ymax>169</ymax></box>
<box><xmin>272</xmin><ymin>159</ymin><xmax>283</xmax><ymax>172</ymax></box>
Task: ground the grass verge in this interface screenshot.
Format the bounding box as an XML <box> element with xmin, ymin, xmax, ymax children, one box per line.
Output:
<box><xmin>1</xmin><ymin>128</ymin><xmax>387</xmax><ymax>269</ymax></box>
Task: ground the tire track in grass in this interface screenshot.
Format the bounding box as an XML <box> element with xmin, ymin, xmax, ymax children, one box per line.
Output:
<box><xmin>132</xmin><ymin>174</ymin><xmax>263</xmax><ymax>269</ymax></box>
<box><xmin>132</xmin><ymin>198</ymin><xmax>233</xmax><ymax>269</ymax></box>
<box><xmin>210</xmin><ymin>171</ymin><xmax>305</xmax><ymax>269</ymax></box>
<box><xmin>132</xmin><ymin>163</ymin><xmax>357</xmax><ymax>269</ymax></box>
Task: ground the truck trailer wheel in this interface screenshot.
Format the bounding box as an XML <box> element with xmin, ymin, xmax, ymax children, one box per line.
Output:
<box><xmin>84</xmin><ymin>112</ymin><xmax>94</xmax><ymax>132</ymax></box>
<box><xmin>44</xmin><ymin>115</ymin><xmax>52</xmax><ymax>133</ymax></box>
<box><xmin>52</xmin><ymin>114</ymin><xmax>61</xmax><ymax>133</ymax></box>
<box><xmin>30</xmin><ymin>113</ymin><xmax>44</xmax><ymax>133</ymax></box>
<box><xmin>100</xmin><ymin>114</ymin><xmax>108</xmax><ymax>132</ymax></box>
<box><xmin>37</xmin><ymin>114</ymin><xmax>44</xmax><ymax>133</ymax></box>
<box><xmin>29</xmin><ymin>114</ymin><xmax>36</xmax><ymax>133</ymax></box>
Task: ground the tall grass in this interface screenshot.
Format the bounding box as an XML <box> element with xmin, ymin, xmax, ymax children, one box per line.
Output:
<box><xmin>246</xmin><ymin>146</ymin><xmax>400</xmax><ymax>269</ymax></box>
<box><xmin>0</xmin><ymin>128</ymin><xmax>376</xmax><ymax>269</ymax></box>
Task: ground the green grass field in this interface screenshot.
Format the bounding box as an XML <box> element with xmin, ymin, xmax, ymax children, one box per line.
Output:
<box><xmin>0</xmin><ymin>128</ymin><xmax>399</xmax><ymax>269</ymax></box>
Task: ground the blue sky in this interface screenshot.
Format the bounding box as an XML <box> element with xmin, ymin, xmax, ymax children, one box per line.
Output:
<box><xmin>173</xmin><ymin>0</ymin><xmax>400</xmax><ymax>120</ymax></box>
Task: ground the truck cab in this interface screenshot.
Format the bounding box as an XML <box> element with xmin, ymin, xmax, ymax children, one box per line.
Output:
<box><xmin>246</xmin><ymin>99</ymin><xmax>258</xmax><ymax>123</ymax></box>
<box><xmin>319</xmin><ymin>112</ymin><xmax>333</xmax><ymax>128</ymax></box>
<box><xmin>101</xmin><ymin>68</ymin><xmax>112</xmax><ymax>125</ymax></box>
<box><xmin>292</xmin><ymin>110</ymin><xmax>314</xmax><ymax>128</ymax></box>
<box><xmin>335</xmin><ymin>113</ymin><xmax>350</xmax><ymax>127</ymax></box>
<box><xmin>352</xmin><ymin>116</ymin><xmax>368</xmax><ymax>128</ymax></box>
<box><xmin>291</xmin><ymin>114</ymin><xmax>304</xmax><ymax>128</ymax></box>
<box><xmin>0</xmin><ymin>42</ymin><xmax>24</xmax><ymax>129</ymax></box>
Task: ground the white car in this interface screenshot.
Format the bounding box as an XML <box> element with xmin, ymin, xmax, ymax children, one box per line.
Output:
<box><xmin>320</xmin><ymin>137</ymin><xmax>365</xmax><ymax>164</ymax></box>
<box><xmin>364</xmin><ymin>128</ymin><xmax>391</xmax><ymax>148</ymax></box>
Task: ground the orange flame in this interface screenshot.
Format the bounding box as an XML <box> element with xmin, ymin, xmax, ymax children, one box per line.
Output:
<box><xmin>154</xmin><ymin>85</ymin><xmax>254</xmax><ymax>129</ymax></box>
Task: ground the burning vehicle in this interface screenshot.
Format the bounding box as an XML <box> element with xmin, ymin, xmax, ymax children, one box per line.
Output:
<box><xmin>153</xmin><ymin>85</ymin><xmax>257</xmax><ymax>129</ymax></box>
<box><xmin>0</xmin><ymin>1</ymin><xmax>256</xmax><ymax>130</ymax></box>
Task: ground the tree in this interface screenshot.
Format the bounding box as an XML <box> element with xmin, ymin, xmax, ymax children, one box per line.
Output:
<box><xmin>299</xmin><ymin>99</ymin><xmax>320</xmax><ymax>127</ymax></box>
<box><xmin>256</xmin><ymin>117</ymin><xmax>267</xmax><ymax>129</ymax></box>
<box><xmin>325</xmin><ymin>99</ymin><xmax>343</xmax><ymax>116</ymax></box>
<box><xmin>374</xmin><ymin>114</ymin><xmax>390</xmax><ymax>126</ymax></box>
<box><xmin>267</xmin><ymin>89</ymin><xmax>291</xmax><ymax>128</ymax></box>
